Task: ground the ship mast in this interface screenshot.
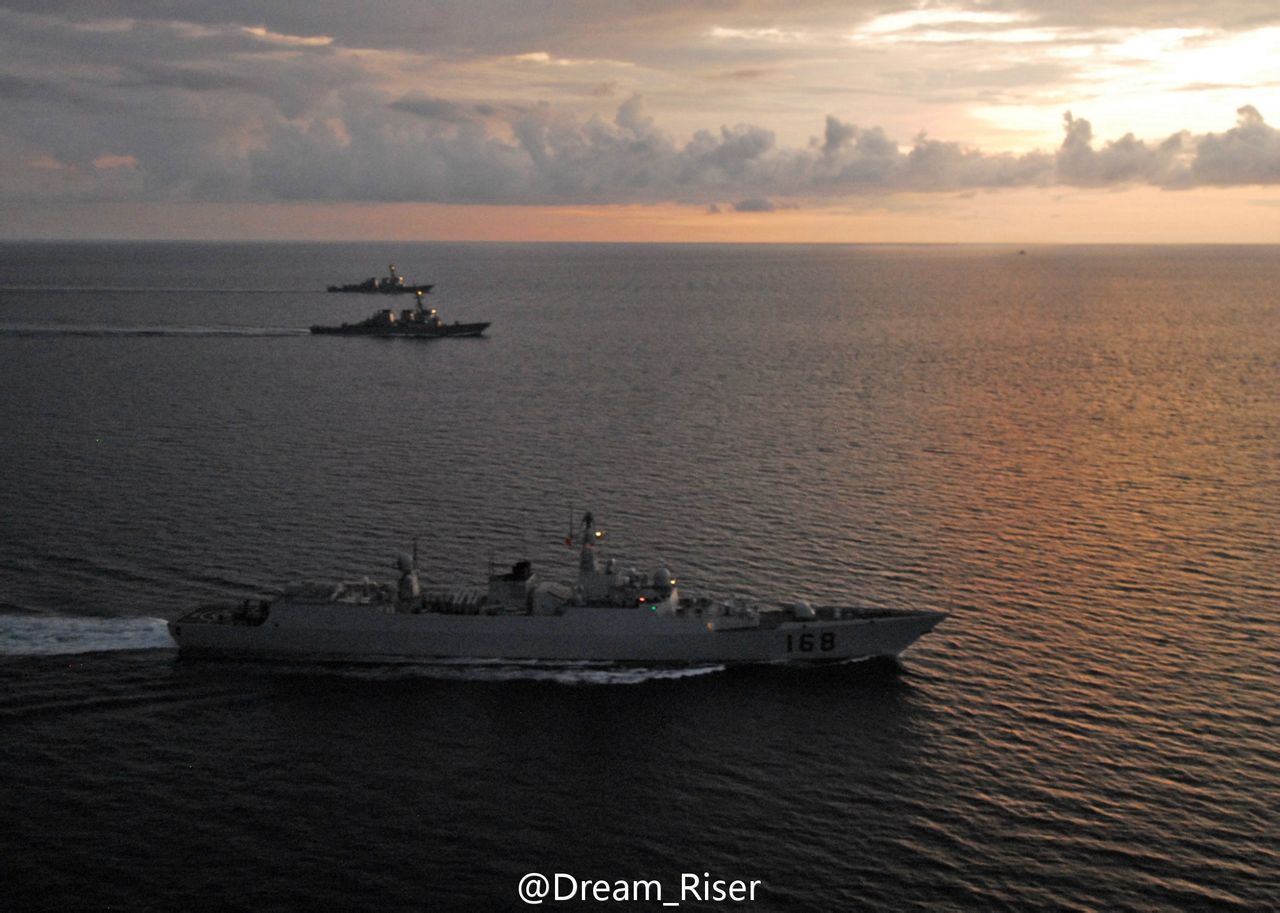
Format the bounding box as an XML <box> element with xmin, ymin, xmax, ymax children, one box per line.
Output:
<box><xmin>578</xmin><ymin>511</ymin><xmax>602</xmax><ymax>575</ymax></box>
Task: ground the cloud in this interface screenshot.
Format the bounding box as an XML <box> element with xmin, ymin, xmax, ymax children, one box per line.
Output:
<box><xmin>12</xmin><ymin>80</ymin><xmax>1280</xmax><ymax>208</ymax></box>
<box><xmin>4</xmin><ymin>4</ymin><xmax>1280</xmax><ymax>209</ymax></box>
<box><xmin>1191</xmin><ymin>105</ymin><xmax>1280</xmax><ymax>185</ymax></box>
<box><xmin>0</xmin><ymin>72</ymin><xmax>69</xmax><ymax>101</ymax></box>
<box><xmin>0</xmin><ymin>0</ymin><xmax>721</xmax><ymax>57</ymax></box>
<box><xmin>237</xmin><ymin>95</ymin><xmax>1280</xmax><ymax>207</ymax></box>
<box><xmin>390</xmin><ymin>94</ymin><xmax>518</xmax><ymax>124</ymax></box>
<box><xmin>116</xmin><ymin>54</ymin><xmax>365</xmax><ymax>120</ymax></box>
<box><xmin>1054</xmin><ymin>111</ymin><xmax>1187</xmax><ymax>186</ymax></box>
<box><xmin>733</xmin><ymin>196</ymin><xmax>776</xmax><ymax>212</ymax></box>
<box><xmin>708</xmin><ymin>68</ymin><xmax>774</xmax><ymax>82</ymax></box>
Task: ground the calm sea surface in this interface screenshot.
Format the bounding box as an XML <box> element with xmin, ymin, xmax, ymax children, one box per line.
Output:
<box><xmin>0</xmin><ymin>242</ymin><xmax>1276</xmax><ymax>912</ymax></box>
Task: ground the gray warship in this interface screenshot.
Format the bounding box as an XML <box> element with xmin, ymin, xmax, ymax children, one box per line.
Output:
<box><xmin>169</xmin><ymin>513</ymin><xmax>946</xmax><ymax>665</ymax></box>
<box><xmin>310</xmin><ymin>290</ymin><xmax>489</xmax><ymax>338</ymax></box>
<box><xmin>327</xmin><ymin>262</ymin><xmax>434</xmax><ymax>294</ymax></box>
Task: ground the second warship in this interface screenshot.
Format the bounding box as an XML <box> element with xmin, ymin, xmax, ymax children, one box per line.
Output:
<box><xmin>310</xmin><ymin>290</ymin><xmax>489</xmax><ymax>338</ymax></box>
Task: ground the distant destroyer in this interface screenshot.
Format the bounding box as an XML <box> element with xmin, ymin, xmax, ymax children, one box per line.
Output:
<box><xmin>310</xmin><ymin>289</ymin><xmax>489</xmax><ymax>338</ymax></box>
<box><xmin>327</xmin><ymin>262</ymin><xmax>434</xmax><ymax>294</ymax></box>
<box><xmin>169</xmin><ymin>513</ymin><xmax>946</xmax><ymax>665</ymax></box>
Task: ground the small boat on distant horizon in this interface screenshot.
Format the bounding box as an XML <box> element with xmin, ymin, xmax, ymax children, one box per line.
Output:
<box><xmin>327</xmin><ymin>263</ymin><xmax>433</xmax><ymax>294</ymax></box>
<box><xmin>310</xmin><ymin>290</ymin><xmax>489</xmax><ymax>338</ymax></box>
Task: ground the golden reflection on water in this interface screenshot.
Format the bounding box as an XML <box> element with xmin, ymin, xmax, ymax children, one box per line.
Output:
<box><xmin>0</xmin><ymin>243</ymin><xmax>1275</xmax><ymax>912</ymax></box>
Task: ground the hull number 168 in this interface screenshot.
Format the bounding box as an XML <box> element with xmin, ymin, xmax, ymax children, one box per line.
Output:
<box><xmin>786</xmin><ymin>632</ymin><xmax>835</xmax><ymax>653</ymax></box>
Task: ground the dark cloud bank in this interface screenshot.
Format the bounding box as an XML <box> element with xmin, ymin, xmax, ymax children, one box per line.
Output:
<box><xmin>10</xmin><ymin>83</ymin><xmax>1280</xmax><ymax>208</ymax></box>
<box><xmin>245</xmin><ymin>98</ymin><xmax>1280</xmax><ymax>208</ymax></box>
<box><xmin>4</xmin><ymin>2</ymin><xmax>1280</xmax><ymax>209</ymax></box>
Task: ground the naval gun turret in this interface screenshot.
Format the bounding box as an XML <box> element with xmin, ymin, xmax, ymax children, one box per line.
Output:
<box><xmin>395</xmin><ymin>543</ymin><xmax>421</xmax><ymax>605</ymax></box>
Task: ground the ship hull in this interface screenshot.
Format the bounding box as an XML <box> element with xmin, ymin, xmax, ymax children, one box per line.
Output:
<box><xmin>326</xmin><ymin>284</ymin><xmax>435</xmax><ymax>294</ymax></box>
<box><xmin>309</xmin><ymin>321</ymin><xmax>490</xmax><ymax>338</ymax></box>
<box><xmin>169</xmin><ymin>603</ymin><xmax>945</xmax><ymax>665</ymax></box>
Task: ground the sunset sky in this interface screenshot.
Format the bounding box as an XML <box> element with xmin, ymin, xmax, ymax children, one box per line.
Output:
<box><xmin>3</xmin><ymin>1</ymin><xmax>1279</xmax><ymax>242</ymax></box>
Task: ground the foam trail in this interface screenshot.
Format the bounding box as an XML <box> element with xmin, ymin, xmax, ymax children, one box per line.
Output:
<box><xmin>0</xmin><ymin>325</ymin><xmax>307</xmax><ymax>338</ymax></box>
<box><xmin>407</xmin><ymin>661</ymin><xmax>727</xmax><ymax>685</ymax></box>
<box><xmin>0</xmin><ymin>286</ymin><xmax>307</xmax><ymax>294</ymax></box>
<box><xmin>266</xmin><ymin>659</ymin><xmax>728</xmax><ymax>685</ymax></box>
<box><xmin>0</xmin><ymin>615</ymin><xmax>176</xmax><ymax>656</ymax></box>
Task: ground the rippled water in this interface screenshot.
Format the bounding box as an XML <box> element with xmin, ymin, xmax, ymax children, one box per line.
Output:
<box><xmin>1</xmin><ymin>242</ymin><xmax>1276</xmax><ymax>912</ymax></box>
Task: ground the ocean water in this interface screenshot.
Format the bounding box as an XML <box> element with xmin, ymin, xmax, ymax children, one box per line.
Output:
<box><xmin>0</xmin><ymin>242</ymin><xmax>1276</xmax><ymax>912</ymax></box>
